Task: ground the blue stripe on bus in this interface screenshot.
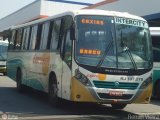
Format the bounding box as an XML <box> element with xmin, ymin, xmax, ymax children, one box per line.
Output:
<box><xmin>47</xmin><ymin>0</ymin><xmax>93</xmax><ymax>6</ymax></box>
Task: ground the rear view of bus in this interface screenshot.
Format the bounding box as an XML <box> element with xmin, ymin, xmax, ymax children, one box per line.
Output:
<box><xmin>71</xmin><ymin>10</ymin><xmax>153</xmax><ymax>109</ymax></box>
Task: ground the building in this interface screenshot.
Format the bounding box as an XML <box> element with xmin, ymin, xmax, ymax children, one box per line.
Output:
<box><xmin>0</xmin><ymin>0</ymin><xmax>93</xmax><ymax>31</ymax></box>
<box><xmin>85</xmin><ymin>0</ymin><xmax>160</xmax><ymax>27</ymax></box>
<box><xmin>1</xmin><ymin>0</ymin><xmax>159</xmax><ymax>31</ymax></box>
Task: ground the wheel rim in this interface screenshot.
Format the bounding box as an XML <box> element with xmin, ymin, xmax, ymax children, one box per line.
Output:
<box><xmin>17</xmin><ymin>70</ymin><xmax>21</xmax><ymax>89</ymax></box>
<box><xmin>49</xmin><ymin>76</ymin><xmax>57</xmax><ymax>100</ymax></box>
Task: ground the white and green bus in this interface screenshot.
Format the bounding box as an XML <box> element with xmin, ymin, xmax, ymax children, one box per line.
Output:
<box><xmin>150</xmin><ymin>27</ymin><xmax>160</xmax><ymax>99</ymax></box>
<box><xmin>0</xmin><ymin>40</ymin><xmax>8</xmax><ymax>75</ymax></box>
<box><xmin>6</xmin><ymin>9</ymin><xmax>153</xmax><ymax>109</ymax></box>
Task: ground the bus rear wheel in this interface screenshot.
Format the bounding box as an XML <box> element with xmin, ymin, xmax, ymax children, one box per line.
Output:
<box><xmin>49</xmin><ymin>74</ymin><xmax>59</xmax><ymax>106</ymax></box>
<box><xmin>16</xmin><ymin>69</ymin><xmax>25</xmax><ymax>92</ymax></box>
<box><xmin>111</xmin><ymin>103</ymin><xmax>127</xmax><ymax>109</ymax></box>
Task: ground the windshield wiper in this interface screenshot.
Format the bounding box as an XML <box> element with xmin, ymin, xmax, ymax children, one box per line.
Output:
<box><xmin>120</xmin><ymin>31</ymin><xmax>137</xmax><ymax>70</ymax></box>
<box><xmin>96</xmin><ymin>31</ymin><xmax>114</xmax><ymax>68</ymax></box>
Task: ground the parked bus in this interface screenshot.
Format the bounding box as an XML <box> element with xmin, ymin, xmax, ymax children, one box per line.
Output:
<box><xmin>6</xmin><ymin>9</ymin><xmax>153</xmax><ymax>109</ymax></box>
<box><xmin>0</xmin><ymin>40</ymin><xmax>8</xmax><ymax>75</ymax></box>
<box><xmin>150</xmin><ymin>27</ymin><xmax>160</xmax><ymax>99</ymax></box>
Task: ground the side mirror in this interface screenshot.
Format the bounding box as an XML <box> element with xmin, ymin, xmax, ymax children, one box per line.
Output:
<box><xmin>70</xmin><ymin>23</ymin><xmax>75</xmax><ymax>40</ymax></box>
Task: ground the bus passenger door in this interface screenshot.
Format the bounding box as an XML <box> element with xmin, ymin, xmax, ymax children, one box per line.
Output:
<box><xmin>61</xmin><ymin>29</ymin><xmax>72</xmax><ymax>100</ymax></box>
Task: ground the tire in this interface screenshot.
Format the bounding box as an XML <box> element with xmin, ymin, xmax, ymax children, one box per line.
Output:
<box><xmin>3</xmin><ymin>72</ymin><xmax>6</xmax><ymax>76</ymax></box>
<box><xmin>155</xmin><ymin>80</ymin><xmax>160</xmax><ymax>99</ymax></box>
<box><xmin>48</xmin><ymin>74</ymin><xmax>60</xmax><ymax>106</ymax></box>
<box><xmin>111</xmin><ymin>103</ymin><xmax>127</xmax><ymax>109</ymax></box>
<box><xmin>16</xmin><ymin>69</ymin><xmax>24</xmax><ymax>92</ymax></box>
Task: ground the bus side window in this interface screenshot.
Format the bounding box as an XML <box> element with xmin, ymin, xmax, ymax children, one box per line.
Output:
<box><xmin>15</xmin><ymin>28</ymin><xmax>23</xmax><ymax>50</ymax></box>
<box><xmin>9</xmin><ymin>30</ymin><xmax>16</xmax><ymax>50</ymax></box>
<box><xmin>29</xmin><ymin>25</ymin><xmax>38</xmax><ymax>50</ymax></box>
<box><xmin>47</xmin><ymin>21</ymin><xmax>54</xmax><ymax>50</ymax></box>
<box><xmin>58</xmin><ymin>18</ymin><xmax>65</xmax><ymax>51</ymax></box>
<box><xmin>50</xmin><ymin>19</ymin><xmax>61</xmax><ymax>51</ymax></box>
<box><xmin>35</xmin><ymin>24</ymin><xmax>43</xmax><ymax>50</ymax></box>
<box><xmin>60</xmin><ymin>16</ymin><xmax>73</xmax><ymax>67</ymax></box>
<box><xmin>27</xmin><ymin>27</ymin><xmax>32</xmax><ymax>50</ymax></box>
<box><xmin>63</xmin><ymin>30</ymin><xmax>72</xmax><ymax>68</ymax></box>
<box><xmin>22</xmin><ymin>27</ymin><xmax>29</xmax><ymax>50</ymax></box>
<box><xmin>40</xmin><ymin>22</ymin><xmax>50</xmax><ymax>50</ymax></box>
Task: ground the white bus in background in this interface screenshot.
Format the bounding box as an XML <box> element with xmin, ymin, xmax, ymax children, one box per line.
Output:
<box><xmin>6</xmin><ymin>9</ymin><xmax>153</xmax><ymax>109</ymax></box>
<box><xmin>0</xmin><ymin>39</ymin><xmax>8</xmax><ymax>75</ymax></box>
<box><xmin>149</xmin><ymin>27</ymin><xmax>160</xmax><ymax>99</ymax></box>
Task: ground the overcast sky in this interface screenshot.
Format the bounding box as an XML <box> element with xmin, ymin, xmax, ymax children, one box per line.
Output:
<box><xmin>0</xmin><ymin>0</ymin><xmax>103</xmax><ymax>19</ymax></box>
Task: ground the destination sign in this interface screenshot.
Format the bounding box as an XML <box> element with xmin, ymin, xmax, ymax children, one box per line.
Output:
<box><xmin>81</xmin><ymin>18</ymin><xmax>104</xmax><ymax>25</ymax></box>
<box><xmin>114</xmin><ymin>17</ymin><xmax>148</xmax><ymax>28</ymax></box>
<box><xmin>79</xmin><ymin>49</ymin><xmax>101</xmax><ymax>55</ymax></box>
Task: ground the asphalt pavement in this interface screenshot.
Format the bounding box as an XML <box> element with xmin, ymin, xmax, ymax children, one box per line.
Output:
<box><xmin>0</xmin><ymin>76</ymin><xmax>160</xmax><ymax>120</ymax></box>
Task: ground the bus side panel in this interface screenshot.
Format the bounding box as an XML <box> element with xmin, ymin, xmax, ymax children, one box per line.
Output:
<box><xmin>7</xmin><ymin>52</ymin><xmax>28</xmax><ymax>83</ymax></box>
<box><xmin>22</xmin><ymin>52</ymin><xmax>54</xmax><ymax>92</ymax></box>
<box><xmin>49</xmin><ymin>52</ymin><xmax>63</xmax><ymax>98</ymax></box>
<box><xmin>7</xmin><ymin>52</ymin><xmax>20</xmax><ymax>80</ymax></box>
<box><xmin>61</xmin><ymin>61</ymin><xmax>72</xmax><ymax>100</ymax></box>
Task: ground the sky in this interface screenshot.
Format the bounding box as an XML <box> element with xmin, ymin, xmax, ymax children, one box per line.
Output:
<box><xmin>0</xmin><ymin>0</ymin><xmax>103</xmax><ymax>19</ymax></box>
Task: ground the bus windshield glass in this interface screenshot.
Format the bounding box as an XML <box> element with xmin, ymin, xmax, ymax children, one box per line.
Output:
<box><xmin>0</xmin><ymin>41</ymin><xmax>8</xmax><ymax>60</ymax></box>
<box><xmin>75</xmin><ymin>15</ymin><xmax>152</xmax><ymax>69</ymax></box>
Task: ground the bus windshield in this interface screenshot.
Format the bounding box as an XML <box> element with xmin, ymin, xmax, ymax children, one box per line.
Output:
<box><xmin>75</xmin><ymin>15</ymin><xmax>152</xmax><ymax>70</ymax></box>
<box><xmin>0</xmin><ymin>41</ymin><xmax>8</xmax><ymax>60</ymax></box>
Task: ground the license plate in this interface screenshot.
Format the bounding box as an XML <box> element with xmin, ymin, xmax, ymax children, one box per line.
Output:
<box><xmin>109</xmin><ymin>91</ymin><xmax>124</xmax><ymax>96</ymax></box>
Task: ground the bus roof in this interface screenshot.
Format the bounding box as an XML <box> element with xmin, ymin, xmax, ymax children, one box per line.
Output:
<box><xmin>11</xmin><ymin>9</ymin><xmax>147</xmax><ymax>30</ymax></box>
<box><xmin>149</xmin><ymin>27</ymin><xmax>160</xmax><ymax>36</ymax></box>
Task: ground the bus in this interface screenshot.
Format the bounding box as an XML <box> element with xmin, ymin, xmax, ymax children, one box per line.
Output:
<box><xmin>150</xmin><ymin>27</ymin><xmax>160</xmax><ymax>99</ymax></box>
<box><xmin>0</xmin><ymin>40</ymin><xmax>8</xmax><ymax>75</ymax></box>
<box><xmin>6</xmin><ymin>9</ymin><xmax>153</xmax><ymax>109</ymax></box>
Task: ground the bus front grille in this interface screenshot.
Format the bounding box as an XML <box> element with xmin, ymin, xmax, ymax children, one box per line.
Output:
<box><xmin>93</xmin><ymin>81</ymin><xmax>139</xmax><ymax>90</ymax></box>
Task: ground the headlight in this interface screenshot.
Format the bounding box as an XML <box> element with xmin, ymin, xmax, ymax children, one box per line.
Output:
<box><xmin>75</xmin><ymin>69</ymin><xmax>92</xmax><ymax>86</ymax></box>
<box><xmin>140</xmin><ymin>77</ymin><xmax>152</xmax><ymax>89</ymax></box>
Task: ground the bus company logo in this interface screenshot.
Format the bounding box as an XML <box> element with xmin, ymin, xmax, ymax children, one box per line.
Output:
<box><xmin>87</xmin><ymin>74</ymin><xmax>107</xmax><ymax>81</ymax></box>
<box><xmin>114</xmin><ymin>81</ymin><xmax>119</xmax><ymax>88</ymax></box>
<box><xmin>33</xmin><ymin>55</ymin><xmax>49</xmax><ymax>64</ymax></box>
<box><xmin>32</xmin><ymin>53</ymin><xmax>50</xmax><ymax>75</ymax></box>
<box><xmin>86</xmin><ymin>74</ymin><xmax>98</xmax><ymax>78</ymax></box>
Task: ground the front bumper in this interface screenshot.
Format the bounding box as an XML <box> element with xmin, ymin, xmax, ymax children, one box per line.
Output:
<box><xmin>0</xmin><ymin>67</ymin><xmax>6</xmax><ymax>73</ymax></box>
<box><xmin>70</xmin><ymin>77</ymin><xmax>152</xmax><ymax>104</ymax></box>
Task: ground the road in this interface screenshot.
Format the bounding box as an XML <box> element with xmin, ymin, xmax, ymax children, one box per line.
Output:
<box><xmin>0</xmin><ymin>76</ymin><xmax>160</xmax><ymax>120</ymax></box>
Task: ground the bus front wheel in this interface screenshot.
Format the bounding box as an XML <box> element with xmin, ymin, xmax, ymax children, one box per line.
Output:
<box><xmin>111</xmin><ymin>103</ymin><xmax>127</xmax><ymax>109</ymax></box>
<box><xmin>49</xmin><ymin>74</ymin><xmax>59</xmax><ymax>106</ymax></box>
